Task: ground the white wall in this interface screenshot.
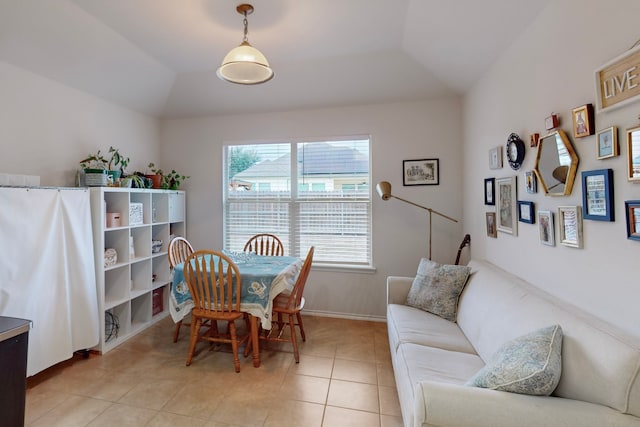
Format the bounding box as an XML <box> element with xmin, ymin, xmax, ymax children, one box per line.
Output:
<box><xmin>161</xmin><ymin>99</ymin><xmax>464</xmax><ymax>319</ymax></box>
<box><xmin>464</xmin><ymin>0</ymin><xmax>640</xmax><ymax>337</ymax></box>
<box><xmin>0</xmin><ymin>61</ymin><xmax>160</xmax><ymax>186</ymax></box>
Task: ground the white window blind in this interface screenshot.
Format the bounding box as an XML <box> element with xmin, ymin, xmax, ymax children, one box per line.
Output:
<box><xmin>224</xmin><ymin>138</ymin><xmax>371</xmax><ymax>267</ymax></box>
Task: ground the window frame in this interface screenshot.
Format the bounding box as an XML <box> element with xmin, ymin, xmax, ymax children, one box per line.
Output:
<box><xmin>223</xmin><ymin>136</ymin><xmax>373</xmax><ymax>269</ymax></box>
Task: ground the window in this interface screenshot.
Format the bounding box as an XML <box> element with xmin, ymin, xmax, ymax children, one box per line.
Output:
<box><xmin>224</xmin><ymin>137</ymin><xmax>371</xmax><ymax>267</ymax></box>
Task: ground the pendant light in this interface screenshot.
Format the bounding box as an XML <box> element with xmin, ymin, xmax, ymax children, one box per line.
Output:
<box><xmin>217</xmin><ymin>3</ymin><xmax>274</xmax><ymax>85</ymax></box>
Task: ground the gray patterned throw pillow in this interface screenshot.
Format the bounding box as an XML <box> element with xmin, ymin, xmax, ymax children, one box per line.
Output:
<box><xmin>405</xmin><ymin>258</ymin><xmax>471</xmax><ymax>322</ymax></box>
<box><xmin>465</xmin><ymin>324</ymin><xmax>563</xmax><ymax>395</ymax></box>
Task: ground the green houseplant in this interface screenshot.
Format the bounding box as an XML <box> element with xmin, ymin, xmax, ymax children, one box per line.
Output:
<box><xmin>145</xmin><ymin>163</ymin><xmax>164</xmax><ymax>189</ymax></box>
<box><xmin>79</xmin><ymin>150</ymin><xmax>109</xmax><ymax>186</ymax></box>
<box><xmin>106</xmin><ymin>146</ymin><xmax>129</xmax><ymax>183</ymax></box>
<box><xmin>79</xmin><ymin>150</ymin><xmax>107</xmax><ymax>171</ymax></box>
<box><xmin>162</xmin><ymin>169</ymin><xmax>190</xmax><ymax>190</ymax></box>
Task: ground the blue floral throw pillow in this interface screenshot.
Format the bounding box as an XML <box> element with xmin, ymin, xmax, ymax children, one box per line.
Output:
<box><xmin>405</xmin><ymin>258</ymin><xmax>471</xmax><ymax>322</ymax></box>
<box><xmin>465</xmin><ymin>324</ymin><xmax>563</xmax><ymax>395</ymax></box>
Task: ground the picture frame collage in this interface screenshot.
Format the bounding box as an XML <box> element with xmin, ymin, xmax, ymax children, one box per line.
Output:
<box><xmin>481</xmin><ymin>46</ymin><xmax>640</xmax><ymax>248</ymax></box>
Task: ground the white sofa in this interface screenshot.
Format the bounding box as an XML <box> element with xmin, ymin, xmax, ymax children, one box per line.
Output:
<box><xmin>387</xmin><ymin>259</ymin><xmax>640</xmax><ymax>427</ymax></box>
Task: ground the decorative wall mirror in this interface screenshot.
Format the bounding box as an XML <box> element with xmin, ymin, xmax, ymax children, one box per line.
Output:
<box><xmin>627</xmin><ymin>125</ymin><xmax>640</xmax><ymax>182</ymax></box>
<box><xmin>533</xmin><ymin>130</ymin><xmax>579</xmax><ymax>196</ymax></box>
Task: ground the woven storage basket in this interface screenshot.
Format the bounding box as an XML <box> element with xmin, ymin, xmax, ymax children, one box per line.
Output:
<box><xmin>84</xmin><ymin>170</ymin><xmax>108</xmax><ymax>186</ymax></box>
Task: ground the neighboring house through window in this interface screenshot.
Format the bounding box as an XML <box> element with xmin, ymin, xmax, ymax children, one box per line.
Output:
<box><xmin>224</xmin><ymin>137</ymin><xmax>371</xmax><ymax>267</ymax></box>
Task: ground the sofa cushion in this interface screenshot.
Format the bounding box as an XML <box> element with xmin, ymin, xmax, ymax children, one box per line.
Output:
<box><xmin>465</xmin><ymin>324</ymin><xmax>563</xmax><ymax>395</ymax></box>
<box><xmin>405</xmin><ymin>258</ymin><xmax>471</xmax><ymax>322</ymax></box>
<box><xmin>397</xmin><ymin>342</ymin><xmax>485</xmax><ymax>386</ymax></box>
<box><xmin>387</xmin><ymin>304</ymin><xmax>477</xmax><ymax>354</ymax></box>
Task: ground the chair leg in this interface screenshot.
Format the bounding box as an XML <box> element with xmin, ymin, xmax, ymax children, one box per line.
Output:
<box><xmin>288</xmin><ymin>314</ymin><xmax>300</xmax><ymax>363</ymax></box>
<box><xmin>276</xmin><ymin>312</ymin><xmax>284</xmax><ymax>331</ymax></box>
<box><xmin>229</xmin><ymin>320</ymin><xmax>241</xmax><ymax>373</ymax></box>
<box><xmin>296</xmin><ymin>312</ymin><xmax>306</xmax><ymax>342</ymax></box>
<box><xmin>173</xmin><ymin>320</ymin><xmax>183</xmax><ymax>343</ymax></box>
<box><xmin>186</xmin><ymin>317</ymin><xmax>201</xmax><ymax>366</ymax></box>
<box><xmin>243</xmin><ymin>314</ymin><xmax>253</xmax><ymax>358</ymax></box>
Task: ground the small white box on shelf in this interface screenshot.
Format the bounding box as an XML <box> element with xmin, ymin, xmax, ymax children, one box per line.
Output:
<box><xmin>129</xmin><ymin>202</ymin><xmax>143</xmax><ymax>226</ymax></box>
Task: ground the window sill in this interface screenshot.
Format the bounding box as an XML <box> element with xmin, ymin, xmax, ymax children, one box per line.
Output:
<box><xmin>312</xmin><ymin>263</ymin><xmax>376</xmax><ymax>274</ymax></box>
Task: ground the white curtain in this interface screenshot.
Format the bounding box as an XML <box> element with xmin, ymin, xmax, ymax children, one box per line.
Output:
<box><xmin>0</xmin><ymin>187</ymin><xmax>99</xmax><ymax>376</ymax></box>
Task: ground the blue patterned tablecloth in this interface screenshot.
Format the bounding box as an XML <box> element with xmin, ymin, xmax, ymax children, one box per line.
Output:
<box><xmin>169</xmin><ymin>251</ymin><xmax>303</xmax><ymax>329</ymax></box>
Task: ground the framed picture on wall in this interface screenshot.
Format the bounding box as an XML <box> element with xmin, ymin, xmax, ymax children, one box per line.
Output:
<box><xmin>496</xmin><ymin>176</ymin><xmax>517</xmax><ymax>236</ymax></box>
<box><xmin>572</xmin><ymin>103</ymin><xmax>594</xmax><ymax>138</ymax></box>
<box><xmin>558</xmin><ymin>206</ymin><xmax>583</xmax><ymax>248</ymax></box>
<box><xmin>489</xmin><ymin>146</ymin><xmax>503</xmax><ymax>169</ymax></box>
<box><xmin>403</xmin><ymin>158</ymin><xmax>439</xmax><ymax>186</ymax></box>
<box><xmin>517</xmin><ymin>201</ymin><xmax>535</xmax><ymax>224</ymax></box>
<box><xmin>596</xmin><ymin>126</ymin><xmax>618</xmax><ymax>159</ymax></box>
<box><xmin>486</xmin><ymin>212</ymin><xmax>497</xmax><ymax>238</ymax></box>
<box><xmin>484</xmin><ymin>178</ymin><xmax>495</xmax><ymax>205</ymax></box>
<box><xmin>525</xmin><ymin>171</ymin><xmax>537</xmax><ymax>194</ymax></box>
<box><xmin>581</xmin><ymin>169</ymin><xmax>614</xmax><ymax>221</ymax></box>
<box><xmin>627</xmin><ymin>125</ymin><xmax>640</xmax><ymax>182</ymax></box>
<box><xmin>537</xmin><ymin>210</ymin><xmax>555</xmax><ymax>246</ymax></box>
<box><xmin>624</xmin><ymin>200</ymin><xmax>640</xmax><ymax>241</ymax></box>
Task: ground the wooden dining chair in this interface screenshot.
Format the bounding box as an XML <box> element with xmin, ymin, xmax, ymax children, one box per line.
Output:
<box><xmin>262</xmin><ymin>246</ymin><xmax>314</xmax><ymax>363</ymax></box>
<box><xmin>168</xmin><ymin>237</ymin><xmax>195</xmax><ymax>342</ymax></box>
<box><xmin>183</xmin><ymin>250</ymin><xmax>251</xmax><ymax>372</ymax></box>
<box><xmin>243</xmin><ymin>233</ymin><xmax>285</xmax><ymax>256</ymax></box>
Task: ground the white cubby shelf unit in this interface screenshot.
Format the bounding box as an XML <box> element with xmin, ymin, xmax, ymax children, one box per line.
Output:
<box><xmin>90</xmin><ymin>188</ymin><xmax>186</xmax><ymax>353</ymax></box>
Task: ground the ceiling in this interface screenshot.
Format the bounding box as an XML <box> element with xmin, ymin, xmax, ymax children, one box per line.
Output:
<box><xmin>0</xmin><ymin>0</ymin><xmax>550</xmax><ymax>119</ymax></box>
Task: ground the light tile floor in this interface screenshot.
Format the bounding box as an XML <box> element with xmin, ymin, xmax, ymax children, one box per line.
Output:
<box><xmin>26</xmin><ymin>315</ymin><xmax>403</xmax><ymax>427</ymax></box>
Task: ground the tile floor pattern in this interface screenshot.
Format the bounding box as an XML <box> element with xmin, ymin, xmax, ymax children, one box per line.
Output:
<box><xmin>25</xmin><ymin>315</ymin><xmax>403</xmax><ymax>427</ymax></box>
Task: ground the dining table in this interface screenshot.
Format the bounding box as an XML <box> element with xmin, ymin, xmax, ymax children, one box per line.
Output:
<box><xmin>169</xmin><ymin>250</ymin><xmax>303</xmax><ymax>367</ymax></box>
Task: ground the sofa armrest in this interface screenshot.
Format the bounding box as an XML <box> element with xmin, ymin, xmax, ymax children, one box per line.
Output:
<box><xmin>415</xmin><ymin>381</ymin><xmax>640</xmax><ymax>427</ymax></box>
<box><xmin>387</xmin><ymin>276</ymin><xmax>413</xmax><ymax>305</ymax></box>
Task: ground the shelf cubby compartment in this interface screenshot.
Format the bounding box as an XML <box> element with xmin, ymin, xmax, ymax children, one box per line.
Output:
<box><xmin>105</xmin><ymin>302</ymin><xmax>130</xmax><ymax>345</ymax></box>
<box><xmin>152</xmin><ymin>223</ymin><xmax>169</xmax><ymax>253</ymax></box>
<box><xmin>131</xmin><ymin>259</ymin><xmax>152</xmax><ymax>297</ymax></box>
<box><xmin>104</xmin><ymin>266</ymin><xmax>130</xmax><ymax>308</ymax></box>
<box><xmin>104</xmin><ymin>228</ymin><xmax>130</xmax><ymax>264</ymax></box>
<box><xmin>152</xmin><ymin>256</ymin><xmax>171</xmax><ymax>288</ymax></box>
<box><xmin>169</xmin><ymin>222</ymin><xmax>186</xmax><ymax>241</ymax></box>
<box><xmin>104</xmin><ymin>191</ymin><xmax>130</xmax><ymax>227</ymax></box>
<box><xmin>130</xmin><ymin>191</ymin><xmax>151</xmax><ymax>225</ymax></box>
<box><xmin>152</xmin><ymin>192</ymin><xmax>169</xmax><ymax>223</ymax></box>
<box><xmin>131</xmin><ymin>293</ymin><xmax>152</xmax><ymax>332</ymax></box>
<box><xmin>168</xmin><ymin>192</ymin><xmax>185</xmax><ymax>222</ymax></box>
<box><xmin>152</xmin><ymin>285</ymin><xmax>167</xmax><ymax>317</ymax></box>
<box><xmin>130</xmin><ymin>226</ymin><xmax>151</xmax><ymax>260</ymax></box>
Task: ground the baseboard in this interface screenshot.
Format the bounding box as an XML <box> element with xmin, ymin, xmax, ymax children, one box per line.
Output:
<box><xmin>303</xmin><ymin>309</ymin><xmax>386</xmax><ymax>323</ymax></box>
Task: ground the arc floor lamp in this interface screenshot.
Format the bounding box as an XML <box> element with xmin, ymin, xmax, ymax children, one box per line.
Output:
<box><xmin>376</xmin><ymin>181</ymin><xmax>458</xmax><ymax>260</ymax></box>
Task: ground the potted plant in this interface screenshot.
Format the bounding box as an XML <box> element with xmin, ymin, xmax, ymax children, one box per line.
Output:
<box><xmin>106</xmin><ymin>146</ymin><xmax>129</xmax><ymax>183</ymax></box>
<box><xmin>145</xmin><ymin>163</ymin><xmax>164</xmax><ymax>189</ymax></box>
<box><xmin>120</xmin><ymin>174</ymin><xmax>147</xmax><ymax>189</ymax></box>
<box><xmin>162</xmin><ymin>169</ymin><xmax>190</xmax><ymax>190</ymax></box>
<box><xmin>79</xmin><ymin>150</ymin><xmax>108</xmax><ymax>186</ymax></box>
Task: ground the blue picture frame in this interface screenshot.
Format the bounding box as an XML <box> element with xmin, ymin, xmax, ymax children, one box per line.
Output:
<box><xmin>625</xmin><ymin>200</ymin><xmax>640</xmax><ymax>241</ymax></box>
<box><xmin>581</xmin><ymin>169</ymin><xmax>614</xmax><ymax>221</ymax></box>
<box><xmin>517</xmin><ymin>201</ymin><xmax>535</xmax><ymax>224</ymax></box>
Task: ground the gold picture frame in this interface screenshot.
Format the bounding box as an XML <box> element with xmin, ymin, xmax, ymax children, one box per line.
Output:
<box><xmin>596</xmin><ymin>126</ymin><xmax>618</xmax><ymax>159</ymax></box>
<box><xmin>486</xmin><ymin>212</ymin><xmax>497</xmax><ymax>238</ymax></box>
<box><xmin>627</xmin><ymin>125</ymin><xmax>640</xmax><ymax>182</ymax></box>
<box><xmin>572</xmin><ymin>104</ymin><xmax>594</xmax><ymax>138</ymax></box>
